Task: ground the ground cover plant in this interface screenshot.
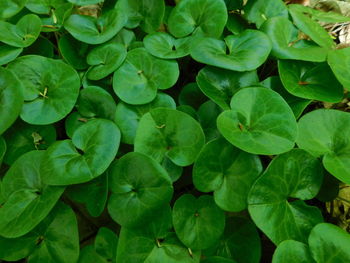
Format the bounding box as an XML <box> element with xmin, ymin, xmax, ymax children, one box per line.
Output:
<box><xmin>1</xmin><ymin>0</ymin><xmax>350</xmax><ymax>262</ymax></box>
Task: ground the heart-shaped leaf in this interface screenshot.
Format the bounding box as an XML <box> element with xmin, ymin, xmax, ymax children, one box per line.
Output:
<box><xmin>114</xmin><ymin>93</ymin><xmax>176</xmax><ymax>144</ymax></box>
<box><xmin>217</xmin><ymin>87</ymin><xmax>297</xmax><ymax>155</ymax></box>
<box><xmin>113</xmin><ymin>48</ymin><xmax>179</xmax><ymax>105</ymax></box>
<box><xmin>309</xmin><ymin>223</ymin><xmax>350</xmax><ymax>262</ymax></box>
<box><xmin>168</xmin><ymin>0</ymin><xmax>228</xmax><ymax>38</ymax></box>
<box><xmin>134</xmin><ymin>108</ymin><xmax>205</xmax><ymax>166</ymax></box>
<box><xmin>87</xmin><ymin>42</ymin><xmax>127</xmax><ymax>80</ymax></box>
<box><xmin>288</xmin><ymin>4</ymin><xmax>334</xmax><ymax>49</ymax></box>
<box><xmin>296</xmin><ymin>109</ymin><xmax>350</xmax><ymax>184</ymax></box>
<box><xmin>116</xmin><ymin>206</ymin><xmax>201</xmax><ymax>263</ymax></box>
<box><xmin>260</xmin><ymin>17</ymin><xmax>327</xmax><ymax>62</ymax></box>
<box><xmin>203</xmin><ymin>217</ymin><xmax>261</xmax><ymax>263</ymax></box>
<box><xmin>248</xmin><ymin>149</ymin><xmax>324</xmax><ymax>245</ymax></box>
<box><xmin>328</xmin><ymin>47</ymin><xmax>350</xmax><ymax>90</ymax></box>
<box><xmin>243</xmin><ymin>0</ymin><xmax>288</xmax><ymax>28</ymax></box>
<box><xmin>0</xmin><ymin>0</ymin><xmax>26</xmax><ymax>19</ymax></box>
<box><xmin>107</xmin><ymin>152</ymin><xmax>173</xmax><ymax>227</ymax></box>
<box><xmin>0</xmin><ymin>67</ymin><xmax>23</xmax><ymax>136</ymax></box>
<box><xmin>0</xmin><ymin>202</ymin><xmax>79</xmax><ymax>263</ymax></box>
<box><xmin>64</xmin><ymin>9</ymin><xmax>127</xmax><ymax>44</ymax></box>
<box><xmin>278</xmin><ymin>60</ymin><xmax>344</xmax><ymax>103</ymax></box>
<box><xmin>76</xmin><ymin>86</ymin><xmax>117</xmax><ymax>121</ymax></box>
<box><xmin>172</xmin><ymin>194</ymin><xmax>225</xmax><ymax>250</ymax></box>
<box><xmin>42</xmin><ymin>119</ymin><xmax>120</xmax><ymax>185</ymax></box>
<box><xmin>0</xmin><ymin>14</ymin><xmax>41</xmax><ymax>48</ymax></box>
<box><xmin>191</xmin><ymin>30</ymin><xmax>271</xmax><ymax>72</ymax></box>
<box><xmin>0</xmin><ymin>151</ymin><xmax>65</xmax><ymax>238</ymax></box>
<box><xmin>196</xmin><ymin>66</ymin><xmax>259</xmax><ymax>110</ymax></box>
<box><xmin>3</xmin><ymin>121</ymin><xmax>56</xmax><ymax>165</ymax></box>
<box><xmin>144</xmin><ymin>32</ymin><xmax>191</xmax><ymax>59</ymax></box>
<box><xmin>193</xmin><ymin>138</ymin><xmax>262</xmax><ymax>212</ymax></box>
<box><xmin>7</xmin><ymin>55</ymin><xmax>80</xmax><ymax>125</ymax></box>
<box><xmin>272</xmin><ymin>240</ymin><xmax>315</xmax><ymax>263</ymax></box>
<box><xmin>115</xmin><ymin>0</ymin><xmax>165</xmax><ymax>33</ymax></box>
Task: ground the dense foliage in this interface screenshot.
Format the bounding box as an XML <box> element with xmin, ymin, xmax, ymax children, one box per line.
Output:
<box><xmin>1</xmin><ymin>0</ymin><xmax>350</xmax><ymax>262</ymax></box>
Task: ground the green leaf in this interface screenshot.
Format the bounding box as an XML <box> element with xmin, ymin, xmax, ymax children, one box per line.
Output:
<box><xmin>26</xmin><ymin>0</ymin><xmax>67</xmax><ymax>14</ymax></box>
<box><xmin>27</xmin><ymin>202</ymin><xmax>79</xmax><ymax>263</ymax></box>
<box><xmin>77</xmin><ymin>86</ymin><xmax>117</xmax><ymax>120</ymax></box>
<box><xmin>7</xmin><ymin>55</ymin><xmax>80</xmax><ymax>125</ymax></box>
<box><xmin>243</xmin><ymin>0</ymin><xmax>288</xmax><ymax>28</ymax></box>
<box><xmin>78</xmin><ymin>227</ymin><xmax>118</xmax><ymax>263</ymax></box>
<box><xmin>296</xmin><ymin>109</ymin><xmax>350</xmax><ymax>184</ymax></box>
<box><xmin>116</xmin><ymin>207</ymin><xmax>201</xmax><ymax>263</ymax></box>
<box><xmin>226</xmin><ymin>13</ymin><xmax>246</xmax><ymax>35</ymax></box>
<box><xmin>64</xmin><ymin>111</ymin><xmax>89</xmax><ymax>138</ymax></box>
<box><xmin>144</xmin><ymin>32</ymin><xmax>191</xmax><ymax>59</ymax></box>
<box><xmin>168</xmin><ymin>0</ymin><xmax>228</xmax><ymax>38</ymax></box>
<box><xmin>87</xmin><ymin>42</ymin><xmax>127</xmax><ymax>80</ymax></box>
<box><xmin>260</xmin><ymin>76</ymin><xmax>311</xmax><ymax>118</ymax></box>
<box><xmin>107</xmin><ymin>152</ymin><xmax>173</xmax><ymax>226</ymax></box>
<box><xmin>248</xmin><ymin>149</ymin><xmax>324</xmax><ymax>245</ymax></box>
<box><xmin>193</xmin><ymin>138</ymin><xmax>262</xmax><ymax>212</ymax></box>
<box><xmin>64</xmin><ymin>9</ymin><xmax>127</xmax><ymax>44</ymax></box>
<box><xmin>0</xmin><ymin>67</ymin><xmax>23</xmax><ymax>136</ymax></box>
<box><xmin>115</xmin><ymin>0</ymin><xmax>165</xmax><ymax>33</ymax></box>
<box><xmin>308</xmin><ymin>223</ymin><xmax>350</xmax><ymax>263</ymax></box>
<box><xmin>217</xmin><ymin>87</ymin><xmax>297</xmax><ymax>155</ymax></box>
<box><xmin>23</xmin><ymin>37</ymin><xmax>54</xmax><ymax>58</ymax></box>
<box><xmin>134</xmin><ymin>108</ymin><xmax>205</xmax><ymax>166</ymax></box>
<box><xmin>3</xmin><ymin>121</ymin><xmax>56</xmax><ymax>165</ymax></box>
<box><xmin>114</xmin><ymin>93</ymin><xmax>176</xmax><ymax>144</ymax></box>
<box><xmin>191</xmin><ymin>30</ymin><xmax>271</xmax><ymax>72</ymax></box>
<box><xmin>260</xmin><ymin>17</ymin><xmax>328</xmax><ymax>62</ymax></box>
<box><xmin>0</xmin><ymin>202</ymin><xmax>79</xmax><ymax>263</ymax></box>
<box><xmin>178</xmin><ymin>82</ymin><xmax>207</xmax><ymax>109</ymax></box>
<box><xmin>204</xmin><ymin>217</ymin><xmax>261</xmax><ymax>263</ymax></box>
<box><xmin>110</xmin><ymin>28</ymin><xmax>136</xmax><ymax>50</ymax></box>
<box><xmin>290</xmin><ymin>3</ymin><xmax>350</xmax><ymax>23</ymax></box>
<box><xmin>94</xmin><ymin>227</ymin><xmax>118</xmax><ymax>260</ymax></box>
<box><xmin>272</xmin><ymin>240</ymin><xmax>315</xmax><ymax>263</ymax></box>
<box><xmin>42</xmin><ymin>119</ymin><xmax>121</xmax><ymax>185</ymax></box>
<box><xmin>328</xmin><ymin>47</ymin><xmax>350</xmax><ymax>90</ymax></box>
<box><xmin>113</xmin><ymin>48</ymin><xmax>179</xmax><ymax>105</ymax></box>
<box><xmin>0</xmin><ymin>44</ymin><xmax>22</xmax><ymax>65</ymax></box>
<box><xmin>0</xmin><ymin>14</ymin><xmax>41</xmax><ymax>48</ymax></box>
<box><xmin>79</xmin><ymin>246</ymin><xmax>107</xmax><ymax>263</ymax></box>
<box><xmin>278</xmin><ymin>60</ymin><xmax>344</xmax><ymax>103</ymax></box>
<box><xmin>66</xmin><ymin>173</ymin><xmax>108</xmax><ymax>217</ymax></box>
<box><xmin>0</xmin><ymin>0</ymin><xmax>26</xmax><ymax>19</ymax></box>
<box><xmin>0</xmin><ymin>151</ymin><xmax>65</xmax><ymax>238</ymax></box>
<box><xmin>172</xmin><ymin>194</ymin><xmax>225</xmax><ymax>250</ymax></box>
<box><xmin>197</xmin><ymin>101</ymin><xmax>222</xmax><ymax>141</ymax></box>
<box><xmin>196</xmin><ymin>66</ymin><xmax>259</xmax><ymax>110</ymax></box>
<box><xmin>58</xmin><ymin>34</ymin><xmax>89</xmax><ymax>70</ymax></box>
<box><xmin>288</xmin><ymin>4</ymin><xmax>334</xmax><ymax>49</ymax></box>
